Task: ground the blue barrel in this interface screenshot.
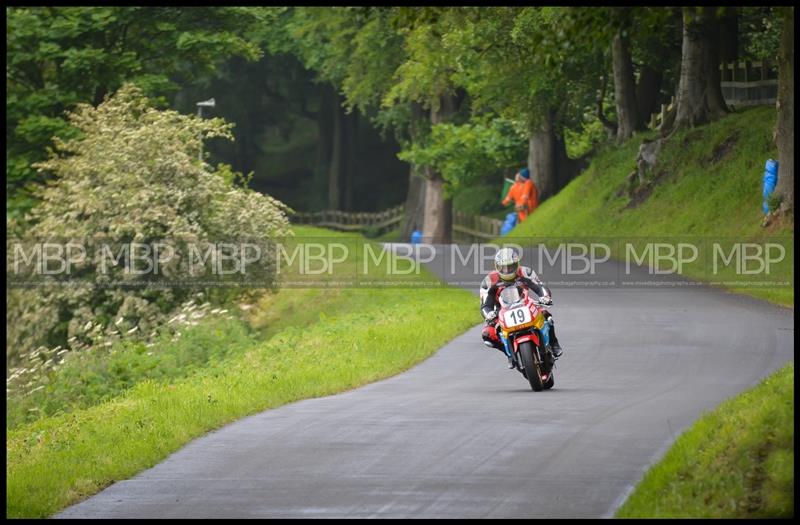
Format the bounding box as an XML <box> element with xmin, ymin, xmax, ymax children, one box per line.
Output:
<box><xmin>410</xmin><ymin>229</ymin><xmax>422</xmax><ymax>244</ymax></box>
<box><xmin>500</xmin><ymin>212</ymin><xmax>518</xmax><ymax>236</ymax></box>
<box><xmin>762</xmin><ymin>159</ymin><xmax>779</xmax><ymax>214</ymax></box>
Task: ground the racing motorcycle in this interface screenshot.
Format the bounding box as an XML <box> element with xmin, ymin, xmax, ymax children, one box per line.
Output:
<box><xmin>496</xmin><ymin>285</ymin><xmax>556</xmax><ymax>391</ymax></box>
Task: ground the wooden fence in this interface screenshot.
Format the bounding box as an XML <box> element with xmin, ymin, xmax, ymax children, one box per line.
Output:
<box><xmin>648</xmin><ymin>59</ymin><xmax>778</xmax><ymax>130</ymax></box>
<box><xmin>453</xmin><ymin>210</ymin><xmax>503</xmax><ymax>242</ymax></box>
<box><xmin>648</xmin><ymin>96</ymin><xmax>676</xmax><ymax>131</ymax></box>
<box><xmin>719</xmin><ymin>59</ymin><xmax>778</xmax><ymax>107</ymax></box>
<box><xmin>292</xmin><ymin>205</ymin><xmax>405</xmax><ymax>233</ymax></box>
<box><xmin>291</xmin><ymin>205</ymin><xmax>504</xmax><ymax>242</ymax></box>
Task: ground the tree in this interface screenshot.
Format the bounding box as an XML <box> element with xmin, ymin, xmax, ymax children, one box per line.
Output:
<box><xmin>6</xmin><ymin>6</ymin><xmax>263</xmax><ymax>219</ymax></box>
<box><xmin>383</xmin><ymin>7</ymin><xmax>472</xmax><ymax>243</ymax></box>
<box><xmin>451</xmin><ymin>7</ymin><xmax>599</xmax><ymax>201</ymax></box>
<box><xmin>774</xmin><ymin>7</ymin><xmax>793</xmax><ymax>213</ymax></box>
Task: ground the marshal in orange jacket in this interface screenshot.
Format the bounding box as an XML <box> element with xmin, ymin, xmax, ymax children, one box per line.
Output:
<box><xmin>502</xmin><ymin>178</ymin><xmax>539</xmax><ymax>222</ymax></box>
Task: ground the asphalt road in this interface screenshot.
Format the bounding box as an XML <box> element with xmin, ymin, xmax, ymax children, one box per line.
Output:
<box><xmin>56</xmin><ymin>245</ymin><xmax>794</xmax><ymax>518</ymax></box>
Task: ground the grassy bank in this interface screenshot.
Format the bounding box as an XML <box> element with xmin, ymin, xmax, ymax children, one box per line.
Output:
<box><xmin>6</xmin><ymin>314</ymin><xmax>257</xmax><ymax>430</ymax></box>
<box><xmin>6</xmin><ymin>227</ymin><xmax>477</xmax><ymax>518</ymax></box>
<box><xmin>616</xmin><ymin>362</ymin><xmax>794</xmax><ymax>518</ymax></box>
<box><xmin>505</xmin><ymin>106</ymin><xmax>793</xmax><ymax>307</ymax></box>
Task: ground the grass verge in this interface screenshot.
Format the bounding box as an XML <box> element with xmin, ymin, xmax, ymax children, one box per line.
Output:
<box><xmin>616</xmin><ymin>361</ymin><xmax>794</xmax><ymax>518</ymax></box>
<box><xmin>6</xmin><ymin>227</ymin><xmax>478</xmax><ymax>518</ymax></box>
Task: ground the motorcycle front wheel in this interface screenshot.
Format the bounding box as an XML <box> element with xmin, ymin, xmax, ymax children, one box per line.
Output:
<box><xmin>543</xmin><ymin>370</ymin><xmax>555</xmax><ymax>390</ymax></box>
<box><xmin>519</xmin><ymin>341</ymin><xmax>544</xmax><ymax>391</ymax></box>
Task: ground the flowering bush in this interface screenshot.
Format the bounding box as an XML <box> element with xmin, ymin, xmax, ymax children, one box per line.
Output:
<box><xmin>6</xmin><ymin>84</ymin><xmax>291</xmax><ymax>369</ymax></box>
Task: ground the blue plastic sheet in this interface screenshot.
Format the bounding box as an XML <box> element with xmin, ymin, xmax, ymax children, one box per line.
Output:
<box><xmin>762</xmin><ymin>159</ymin><xmax>779</xmax><ymax>214</ymax></box>
<box><xmin>500</xmin><ymin>212</ymin><xmax>518</xmax><ymax>236</ymax></box>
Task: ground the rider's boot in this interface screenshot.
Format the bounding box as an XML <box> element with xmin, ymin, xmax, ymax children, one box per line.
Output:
<box><xmin>548</xmin><ymin>318</ymin><xmax>563</xmax><ymax>358</ymax></box>
<box><xmin>551</xmin><ymin>339</ymin><xmax>563</xmax><ymax>359</ymax></box>
<box><xmin>507</xmin><ymin>355</ymin><xmax>515</xmax><ymax>369</ymax></box>
<box><xmin>550</xmin><ymin>335</ymin><xmax>564</xmax><ymax>359</ymax></box>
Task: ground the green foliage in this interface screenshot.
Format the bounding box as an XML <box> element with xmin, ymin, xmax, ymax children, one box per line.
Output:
<box><xmin>564</xmin><ymin>118</ymin><xmax>609</xmax><ymax>159</ymax></box>
<box><xmin>6</xmin><ymin>6</ymin><xmax>264</xmax><ymax>218</ymax></box>
<box><xmin>277</xmin><ymin>8</ymin><xmax>402</xmax><ymax>114</ymax></box>
<box><xmin>740</xmin><ymin>6</ymin><xmax>783</xmax><ymax>61</ymax></box>
<box><xmin>398</xmin><ymin>117</ymin><xmax>527</xmax><ymax>194</ymax></box>
<box><xmin>7</xmin><ymin>84</ymin><xmax>291</xmax><ymax>367</ymax></box>
<box><xmin>383</xmin><ymin>8</ymin><xmax>458</xmax><ymax>112</ymax></box>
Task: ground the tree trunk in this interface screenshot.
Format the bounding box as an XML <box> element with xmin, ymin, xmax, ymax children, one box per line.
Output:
<box><xmin>343</xmin><ymin>109</ymin><xmax>357</xmax><ymax>211</ymax></box>
<box><xmin>328</xmin><ymin>92</ymin><xmax>343</xmax><ymax>210</ymax></box>
<box><xmin>400</xmin><ymin>165</ymin><xmax>426</xmax><ymax>241</ymax></box>
<box><xmin>775</xmin><ymin>8</ymin><xmax>794</xmax><ymax>213</ymax></box>
<box><xmin>597</xmin><ymin>72</ymin><xmax>617</xmax><ymax>138</ymax></box>
<box><xmin>422</xmin><ymin>94</ymin><xmax>455</xmax><ymax>244</ymax></box>
<box><xmin>422</xmin><ymin>171</ymin><xmax>451</xmax><ymax>244</ymax></box>
<box><xmin>400</xmin><ymin>102</ymin><xmax>427</xmax><ymax>241</ymax></box>
<box><xmin>555</xmin><ymin>131</ymin><xmax>585</xmax><ymax>190</ymax></box>
<box><xmin>612</xmin><ymin>30</ymin><xmax>641</xmax><ymax>142</ymax></box>
<box><xmin>528</xmin><ymin>108</ymin><xmax>558</xmax><ymax>201</ymax></box>
<box><xmin>315</xmin><ymin>85</ymin><xmax>334</xmax><ymax>210</ymax></box>
<box><xmin>669</xmin><ymin>7</ymin><xmax>728</xmax><ymax>133</ymax></box>
<box><xmin>528</xmin><ymin>108</ymin><xmax>578</xmax><ymax>202</ymax></box>
<box><xmin>704</xmin><ymin>11</ymin><xmax>729</xmax><ymax>117</ymax></box>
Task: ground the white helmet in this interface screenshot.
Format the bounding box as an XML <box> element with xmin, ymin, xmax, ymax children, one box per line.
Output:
<box><xmin>494</xmin><ymin>248</ymin><xmax>519</xmax><ymax>282</ymax></box>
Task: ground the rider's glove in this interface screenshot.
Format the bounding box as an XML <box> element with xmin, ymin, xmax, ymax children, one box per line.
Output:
<box><xmin>539</xmin><ymin>296</ymin><xmax>552</xmax><ymax>306</ymax></box>
<box><xmin>485</xmin><ymin>310</ymin><xmax>498</xmax><ymax>323</ymax></box>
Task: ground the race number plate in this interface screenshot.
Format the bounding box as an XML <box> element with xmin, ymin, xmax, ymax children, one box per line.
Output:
<box><xmin>503</xmin><ymin>306</ymin><xmax>531</xmax><ymax>328</ymax></box>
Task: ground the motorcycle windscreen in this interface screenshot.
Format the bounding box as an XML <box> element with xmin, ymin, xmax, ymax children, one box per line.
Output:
<box><xmin>499</xmin><ymin>286</ymin><xmax>523</xmax><ymax>307</ymax></box>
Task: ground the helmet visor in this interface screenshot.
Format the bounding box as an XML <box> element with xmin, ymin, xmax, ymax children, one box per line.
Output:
<box><xmin>497</xmin><ymin>261</ymin><xmax>518</xmax><ymax>279</ymax></box>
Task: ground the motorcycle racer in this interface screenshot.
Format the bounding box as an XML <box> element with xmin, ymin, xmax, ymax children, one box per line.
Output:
<box><xmin>480</xmin><ymin>248</ymin><xmax>563</xmax><ymax>368</ymax></box>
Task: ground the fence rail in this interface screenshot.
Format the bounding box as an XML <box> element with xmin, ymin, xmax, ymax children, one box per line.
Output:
<box><xmin>648</xmin><ymin>59</ymin><xmax>778</xmax><ymax>130</ymax></box>
<box><xmin>453</xmin><ymin>211</ymin><xmax>503</xmax><ymax>241</ymax></box>
<box><xmin>292</xmin><ymin>205</ymin><xmax>405</xmax><ymax>233</ymax></box>
<box><xmin>649</xmin><ymin>96</ymin><xmax>676</xmax><ymax>131</ymax></box>
<box><xmin>291</xmin><ymin>205</ymin><xmax>504</xmax><ymax>241</ymax></box>
<box><xmin>719</xmin><ymin>59</ymin><xmax>778</xmax><ymax>108</ymax></box>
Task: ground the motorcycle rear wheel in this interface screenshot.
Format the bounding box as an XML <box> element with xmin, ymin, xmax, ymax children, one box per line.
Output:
<box><xmin>519</xmin><ymin>341</ymin><xmax>544</xmax><ymax>391</ymax></box>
